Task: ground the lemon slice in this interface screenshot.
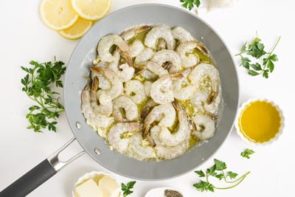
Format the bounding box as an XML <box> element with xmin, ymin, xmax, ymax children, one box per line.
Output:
<box><xmin>59</xmin><ymin>18</ymin><xmax>92</xmax><ymax>40</ymax></box>
<box><xmin>40</xmin><ymin>0</ymin><xmax>79</xmax><ymax>30</ymax></box>
<box><xmin>71</xmin><ymin>0</ymin><xmax>111</xmax><ymax>21</ymax></box>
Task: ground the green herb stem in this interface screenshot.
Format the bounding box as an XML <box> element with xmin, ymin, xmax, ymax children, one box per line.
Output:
<box><xmin>214</xmin><ymin>172</ymin><xmax>250</xmax><ymax>190</ymax></box>
<box><xmin>268</xmin><ymin>36</ymin><xmax>281</xmax><ymax>55</ymax></box>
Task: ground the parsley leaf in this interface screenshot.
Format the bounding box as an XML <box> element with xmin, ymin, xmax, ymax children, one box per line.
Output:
<box><xmin>193</xmin><ymin>181</ymin><xmax>214</xmax><ymax>192</ymax></box>
<box><xmin>237</xmin><ymin>36</ymin><xmax>280</xmax><ymax>78</ymax></box>
<box><xmin>193</xmin><ymin>158</ymin><xmax>250</xmax><ymax>192</ymax></box>
<box><xmin>121</xmin><ymin>181</ymin><xmax>136</xmax><ymax>197</ymax></box>
<box><xmin>21</xmin><ymin>59</ymin><xmax>66</xmax><ymax>132</ymax></box>
<box><xmin>195</xmin><ymin>170</ymin><xmax>205</xmax><ymax>177</ymax></box>
<box><xmin>214</xmin><ymin>159</ymin><xmax>227</xmax><ymax>171</ymax></box>
<box><xmin>180</xmin><ymin>0</ymin><xmax>201</xmax><ymax>10</ymax></box>
<box><xmin>247</xmin><ymin>37</ymin><xmax>266</xmax><ymax>58</ymax></box>
<box><xmin>241</xmin><ymin>149</ymin><xmax>255</xmax><ymax>159</ymax></box>
<box><xmin>227</xmin><ymin>171</ymin><xmax>238</xmax><ymax>179</ymax></box>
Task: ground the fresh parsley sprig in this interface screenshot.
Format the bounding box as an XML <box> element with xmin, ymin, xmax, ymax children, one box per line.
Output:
<box><xmin>21</xmin><ymin>60</ymin><xmax>66</xmax><ymax>132</ymax></box>
<box><xmin>121</xmin><ymin>181</ymin><xmax>136</xmax><ymax>197</ymax></box>
<box><xmin>237</xmin><ymin>36</ymin><xmax>280</xmax><ymax>78</ymax></box>
<box><xmin>180</xmin><ymin>0</ymin><xmax>201</xmax><ymax>10</ymax></box>
<box><xmin>193</xmin><ymin>159</ymin><xmax>250</xmax><ymax>192</ymax></box>
<box><xmin>241</xmin><ymin>149</ymin><xmax>255</xmax><ymax>159</ymax></box>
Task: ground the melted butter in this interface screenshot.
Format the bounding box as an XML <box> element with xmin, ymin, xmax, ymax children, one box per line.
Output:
<box><xmin>128</xmin><ymin>30</ymin><xmax>149</xmax><ymax>44</ymax></box>
<box><xmin>169</xmin><ymin>120</ymin><xmax>179</xmax><ymax>134</ymax></box>
<box><xmin>133</xmin><ymin>74</ymin><xmax>146</xmax><ymax>82</ymax></box>
<box><xmin>192</xmin><ymin>48</ymin><xmax>212</xmax><ymax>64</ymax></box>
<box><xmin>137</xmin><ymin>99</ymin><xmax>149</xmax><ymax>114</ymax></box>
<box><xmin>238</xmin><ymin>101</ymin><xmax>281</xmax><ymax>143</ymax></box>
<box><xmin>120</xmin><ymin>131</ymin><xmax>134</xmax><ymax>139</ymax></box>
<box><xmin>189</xmin><ymin>135</ymin><xmax>199</xmax><ymax>148</ymax></box>
<box><xmin>178</xmin><ymin>100</ymin><xmax>196</xmax><ymax>117</ymax></box>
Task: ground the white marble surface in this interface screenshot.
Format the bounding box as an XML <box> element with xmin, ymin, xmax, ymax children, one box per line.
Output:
<box><xmin>1</xmin><ymin>0</ymin><xmax>295</xmax><ymax>196</ymax></box>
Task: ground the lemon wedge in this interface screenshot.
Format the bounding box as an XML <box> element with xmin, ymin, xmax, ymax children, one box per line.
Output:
<box><xmin>71</xmin><ymin>0</ymin><xmax>111</xmax><ymax>21</ymax></box>
<box><xmin>59</xmin><ymin>18</ymin><xmax>92</xmax><ymax>39</ymax></box>
<box><xmin>40</xmin><ymin>0</ymin><xmax>79</xmax><ymax>30</ymax></box>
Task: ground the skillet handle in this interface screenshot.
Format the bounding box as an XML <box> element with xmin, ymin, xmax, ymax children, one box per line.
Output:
<box><xmin>0</xmin><ymin>159</ymin><xmax>56</xmax><ymax>197</ymax></box>
<box><xmin>0</xmin><ymin>138</ymin><xmax>84</xmax><ymax>197</ymax></box>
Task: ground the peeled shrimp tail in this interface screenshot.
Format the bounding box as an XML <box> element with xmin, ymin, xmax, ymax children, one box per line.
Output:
<box><xmin>91</xmin><ymin>66</ymin><xmax>123</xmax><ymax>99</ymax></box>
<box><xmin>81</xmin><ymin>86</ymin><xmax>114</xmax><ymax>130</ymax></box>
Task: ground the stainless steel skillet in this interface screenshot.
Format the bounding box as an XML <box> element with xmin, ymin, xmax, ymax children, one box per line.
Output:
<box><xmin>1</xmin><ymin>4</ymin><xmax>239</xmax><ymax>197</ymax></box>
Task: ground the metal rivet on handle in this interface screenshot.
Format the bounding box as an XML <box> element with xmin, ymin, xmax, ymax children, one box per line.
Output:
<box><xmin>76</xmin><ymin>121</ymin><xmax>81</xmax><ymax>129</ymax></box>
<box><xmin>94</xmin><ymin>148</ymin><xmax>101</xmax><ymax>155</ymax></box>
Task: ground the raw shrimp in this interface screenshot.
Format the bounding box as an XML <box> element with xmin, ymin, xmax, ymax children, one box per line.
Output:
<box><xmin>112</xmin><ymin>95</ymin><xmax>139</xmax><ymax>121</ymax></box>
<box><xmin>146</xmin><ymin>61</ymin><xmax>169</xmax><ymax>77</ymax></box>
<box><xmin>124</xmin><ymin>80</ymin><xmax>147</xmax><ymax>104</ymax></box>
<box><xmin>121</xmin><ymin>25</ymin><xmax>151</xmax><ymax>41</ymax></box>
<box><xmin>157</xmin><ymin>38</ymin><xmax>167</xmax><ymax>50</ymax></box>
<box><xmin>135</xmin><ymin>48</ymin><xmax>155</xmax><ymax>66</ymax></box>
<box><xmin>192</xmin><ymin>114</ymin><xmax>215</xmax><ymax>140</ymax></box>
<box><xmin>145</xmin><ymin>25</ymin><xmax>175</xmax><ymax>50</ymax></box>
<box><xmin>188</xmin><ymin>63</ymin><xmax>221</xmax><ymax>114</ymax></box>
<box><xmin>88</xmin><ymin>77</ymin><xmax>113</xmax><ymax>116</ymax></box>
<box><xmin>172</xmin><ymin>69</ymin><xmax>195</xmax><ymax>100</ymax></box>
<box><xmin>150</xmin><ymin>75</ymin><xmax>174</xmax><ymax>104</ymax></box>
<box><xmin>155</xmin><ymin>102</ymin><xmax>190</xmax><ymax>146</ymax></box>
<box><xmin>139</xmin><ymin>69</ymin><xmax>157</xmax><ymax>81</ymax></box>
<box><xmin>127</xmin><ymin>134</ymin><xmax>156</xmax><ymax>160</ymax></box>
<box><xmin>204</xmin><ymin>86</ymin><xmax>221</xmax><ymax>114</ymax></box>
<box><xmin>81</xmin><ymin>87</ymin><xmax>114</xmax><ymax>130</ymax></box>
<box><xmin>91</xmin><ymin>69</ymin><xmax>111</xmax><ymax>90</ymax></box>
<box><xmin>91</xmin><ymin>67</ymin><xmax>123</xmax><ymax>99</ymax></box>
<box><xmin>144</xmin><ymin>81</ymin><xmax>152</xmax><ymax>97</ymax></box>
<box><xmin>151</xmin><ymin>50</ymin><xmax>182</xmax><ymax>73</ymax></box>
<box><xmin>97</xmin><ymin>34</ymin><xmax>129</xmax><ymax>62</ymax></box>
<box><xmin>108</xmin><ymin>122</ymin><xmax>142</xmax><ymax>154</ymax></box>
<box><xmin>153</xmin><ymin>128</ymin><xmax>189</xmax><ymax>160</ymax></box>
<box><xmin>129</xmin><ymin>40</ymin><xmax>145</xmax><ymax>58</ymax></box>
<box><xmin>172</xmin><ymin>26</ymin><xmax>194</xmax><ymax>43</ymax></box>
<box><xmin>189</xmin><ymin>63</ymin><xmax>220</xmax><ymax>91</ymax></box>
<box><xmin>141</xmin><ymin>99</ymin><xmax>157</xmax><ymax>120</ymax></box>
<box><xmin>108</xmin><ymin>50</ymin><xmax>135</xmax><ymax>82</ymax></box>
<box><xmin>177</xmin><ymin>41</ymin><xmax>200</xmax><ymax>68</ymax></box>
<box><xmin>156</xmin><ymin>142</ymin><xmax>189</xmax><ymax>160</ymax></box>
<box><xmin>143</xmin><ymin>103</ymin><xmax>176</xmax><ymax>136</ymax></box>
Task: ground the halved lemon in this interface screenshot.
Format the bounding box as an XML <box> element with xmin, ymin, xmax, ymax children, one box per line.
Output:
<box><xmin>59</xmin><ymin>18</ymin><xmax>92</xmax><ymax>40</ymax></box>
<box><xmin>40</xmin><ymin>0</ymin><xmax>79</xmax><ymax>30</ymax></box>
<box><xmin>71</xmin><ymin>0</ymin><xmax>111</xmax><ymax>21</ymax></box>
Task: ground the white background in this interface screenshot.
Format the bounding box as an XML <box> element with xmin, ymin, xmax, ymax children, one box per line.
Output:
<box><xmin>1</xmin><ymin>0</ymin><xmax>295</xmax><ymax>196</ymax></box>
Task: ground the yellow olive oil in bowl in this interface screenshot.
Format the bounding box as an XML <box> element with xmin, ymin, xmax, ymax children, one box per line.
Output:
<box><xmin>237</xmin><ymin>99</ymin><xmax>283</xmax><ymax>144</ymax></box>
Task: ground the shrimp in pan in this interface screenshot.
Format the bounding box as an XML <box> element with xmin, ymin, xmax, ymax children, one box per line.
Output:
<box><xmin>82</xmin><ymin>24</ymin><xmax>221</xmax><ymax>161</ymax></box>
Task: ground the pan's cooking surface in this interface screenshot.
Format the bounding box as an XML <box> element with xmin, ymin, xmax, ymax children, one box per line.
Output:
<box><xmin>64</xmin><ymin>4</ymin><xmax>239</xmax><ymax>180</ymax></box>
